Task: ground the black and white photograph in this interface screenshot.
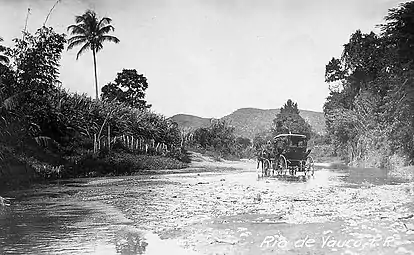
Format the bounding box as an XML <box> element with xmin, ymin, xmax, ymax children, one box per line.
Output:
<box><xmin>1</xmin><ymin>0</ymin><xmax>414</xmax><ymax>254</ymax></box>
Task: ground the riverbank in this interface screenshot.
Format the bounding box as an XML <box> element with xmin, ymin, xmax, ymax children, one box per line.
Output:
<box><xmin>389</xmin><ymin>165</ymin><xmax>414</xmax><ymax>181</ymax></box>
<box><xmin>0</xmin><ymin>152</ymin><xmax>189</xmax><ymax>193</ymax></box>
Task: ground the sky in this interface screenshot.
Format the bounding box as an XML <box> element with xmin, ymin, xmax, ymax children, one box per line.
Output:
<box><xmin>0</xmin><ymin>0</ymin><xmax>407</xmax><ymax>118</ymax></box>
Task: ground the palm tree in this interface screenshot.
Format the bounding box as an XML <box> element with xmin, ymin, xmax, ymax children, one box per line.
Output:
<box><xmin>67</xmin><ymin>10</ymin><xmax>120</xmax><ymax>99</ymax></box>
<box><xmin>0</xmin><ymin>37</ymin><xmax>9</xmax><ymax>65</ymax></box>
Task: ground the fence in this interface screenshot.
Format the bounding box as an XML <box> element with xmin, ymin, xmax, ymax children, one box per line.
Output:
<box><xmin>93</xmin><ymin>133</ymin><xmax>172</xmax><ymax>156</ymax></box>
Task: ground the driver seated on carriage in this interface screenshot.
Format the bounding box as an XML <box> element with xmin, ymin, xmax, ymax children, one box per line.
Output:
<box><xmin>256</xmin><ymin>134</ymin><xmax>315</xmax><ymax>177</ymax></box>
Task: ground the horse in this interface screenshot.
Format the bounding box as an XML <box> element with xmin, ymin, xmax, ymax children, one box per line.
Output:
<box><xmin>256</xmin><ymin>145</ymin><xmax>272</xmax><ymax>177</ymax></box>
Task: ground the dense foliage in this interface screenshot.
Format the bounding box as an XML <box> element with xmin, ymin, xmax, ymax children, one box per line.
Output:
<box><xmin>188</xmin><ymin>120</ymin><xmax>253</xmax><ymax>159</ymax></box>
<box><xmin>272</xmin><ymin>99</ymin><xmax>312</xmax><ymax>138</ymax></box>
<box><xmin>0</xmin><ymin>37</ymin><xmax>9</xmax><ymax>65</ymax></box>
<box><xmin>0</xmin><ymin>25</ymin><xmax>185</xmax><ymax>182</ymax></box>
<box><xmin>101</xmin><ymin>69</ymin><xmax>151</xmax><ymax>109</ymax></box>
<box><xmin>324</xmin><ymin>1</ymin><xmax>414</xmax><ymax>167</ymax></box>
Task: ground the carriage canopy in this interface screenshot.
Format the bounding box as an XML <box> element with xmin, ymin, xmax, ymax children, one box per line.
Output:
<box><xmin>257</xmin><ymin>133</ymin><xmax>315</xmax><ymax>177</ymax></box>
<box><xmin>274</xmin><ymin>134</ymin><xmax>308</xmax><ymax>148</ymax></box>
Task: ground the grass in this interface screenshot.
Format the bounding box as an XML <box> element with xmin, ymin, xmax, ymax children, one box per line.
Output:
<box><xmin>66</xmin><ymin>152</ymin><xmax>189</xmax><ymax>178</ymax></box>
<box><xmin>0</xmin><ymin>143</ymin><xmax>190</xmax><ymax>191</ymax></box>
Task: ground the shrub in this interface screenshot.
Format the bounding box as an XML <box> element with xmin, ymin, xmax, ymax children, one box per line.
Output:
<box><xmin>67</xmin><ymin>152</ymin><xmax>188</xmax><ymax>177</ymax></box>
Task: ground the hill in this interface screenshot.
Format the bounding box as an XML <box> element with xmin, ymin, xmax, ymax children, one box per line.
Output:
<box><xmin>169</xmin><ymin>108</ymin><xmax>326</xmax><ymax>139</ymax></box>
<box><xmin>169</xmin><ymin>114</ymin><xmax>214</xmax><ymax>130</ymax></box>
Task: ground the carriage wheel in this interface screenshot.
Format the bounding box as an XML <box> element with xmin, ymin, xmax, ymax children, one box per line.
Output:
<box><xmin>263</xmin><ymin>159</ymin><xmax>271</xmax><ymax>177</ymax></box>
<box><xmin>278</xmin><ymin>155</ymin><xmax>287</xmax><ymax>175</ymax></box>
<box><xmin>305</xmin><ymin>156</ymin><xmax>315</xmax><ymax>176</ymax></box>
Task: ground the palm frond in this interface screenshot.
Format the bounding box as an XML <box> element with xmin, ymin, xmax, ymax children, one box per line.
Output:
<box><xmin>78</xmin><ymin>10</ymin><xmax>97</xmax><ymax>28</ymax></box>
<box><xmin>94</xmin><ymin>42</ymin><xmax>103</xmax><ymax>53</ymax></box>
<box><xmin>76</xmin><ymin>42</ymin><xmax>91</xmax><ymax>60</ymax></box>
<box><xmin>68</xmin><ymin>34</ymin><xmax>87</xmax><ymax>44</ymax></box>
<box><xmin>98</xmin><ymin>35</ymin><xmax>120</xmax><ymax>44</ymax></box>
<box><xmin>74</xmin><ymin>14</ymin><xmax>85</xmax><ymax>24</ymax></box>
<box><xmin>67</xmin><ymin>24</ymin><xmax>87</xmax><ymax>35</ymax></box>
<box><xmin>97</xmin><ymin>24</ymin><xmax>115</xmax><ymax>35</ymax></box>
<box><xmin>98</xmin><ymin>17</ymin><xmax>112</xmax><ymax>27</ymax></box>
<box><xmin>75</xmin><ymin>10</ymin><xmax>96</xmax><ymax>24</ymax></box>
<box><xmin>67</xmin><ymin>38</ymin><xmax>88</xmax><ymax>50</ymax></box>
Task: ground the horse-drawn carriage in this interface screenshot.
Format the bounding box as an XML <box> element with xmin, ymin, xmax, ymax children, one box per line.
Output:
<box><xmin>257</xmin><ymin>133</ymin><xmax>315</xmax><ymax>177</ymax></box>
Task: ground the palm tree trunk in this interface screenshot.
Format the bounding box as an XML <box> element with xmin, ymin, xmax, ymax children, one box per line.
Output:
<box><xmin>92</xmin><ymin>48</ymin><xmax>99</xmax><ymax>100</ymax></box>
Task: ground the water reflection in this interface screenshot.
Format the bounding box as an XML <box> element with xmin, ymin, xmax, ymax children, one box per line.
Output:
<box><xmin>337</xmin><ymin>167</ymin><xmax>407</xmax><ymax>187</ymax></box>
<box><xmin>0</xmin><ymin>165</ymin><xmax>410</xmax><ymax>255</ymax></box>
<box><xmin>0</xmin><ymin>196</ymin><xmax>148</xmax><ymax>255</ymax></box>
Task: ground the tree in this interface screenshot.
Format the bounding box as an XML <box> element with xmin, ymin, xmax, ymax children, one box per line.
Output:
<box><xmin>381</xmin><ymin>1</ymin><xmax>414</xmax><ymax>67</ymax></box>
<box><xmin>236</xmin><ymin>137</ymin><xmax>251</xmax><ymax>148</ymax></box>
<box><xmin>67</xmin><ymin>10</ymin><xmax>120</xmax><ymax>99</ymax></box>
<box><xmin>0</xmin><ymin>37</ymin><xmax>9</xmax><ymax>65</ymax></box>
<box><xmin>193</xmin><ymin>127</ymin><xmax>210</xmax><ymax>148</ymax></box>
<box><xmin>101</xmin><ymin>69</ymin><xmax>151</xmax><ymax>109</ymax></box>
<box><xmin>252</xmin><ymin>130</ymin><xmax>273</xmax><ymax>150</ymax></box>
<box><xmin>5</xmin><ymin>27</ymin><xmax>66</xmax><ymax>142</ymax></box>
<box><xmin>280</xmin><ymin>99</ymin><xmax>300</xmax><ymax>115</ymax></box>
<box><xmin>272</xmin><ymin>99</ymin><xmax>312</xmax><ymax>138</ymax></box>
<box><xmin>323</xmin><ymin>2</ymin><xmax>414</xmax><ymax>164</ymax></box>
<box><xmin>9</xmin><ymin>27</ymin><xmax>66</xmax><ymax>95</ymax></box>
<box><xmin>190</xmin><ymin>120</ymin><xmax>237</xmax><ymax>156</ymax></box>
<box><xmin>0</xmin><ymin>36</ymin><xmax>15</xmax><ymax>99</ymax></box>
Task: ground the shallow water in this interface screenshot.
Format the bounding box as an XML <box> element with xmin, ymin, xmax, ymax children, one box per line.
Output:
<box><xmin>0</xmin><ymin>164</ymin><xmax>413</xmax><ymax>255</ymax></box>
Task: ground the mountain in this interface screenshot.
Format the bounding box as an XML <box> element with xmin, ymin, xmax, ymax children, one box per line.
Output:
<box><xmin>221</xmin><ymin>108</ymin><xmax>326</xmax><ymax>139</ymax></box>
<box><xmin>169</xmin><ymin>114</ymin><xmax>214</xmax><ymax>130</ymax></box>
<box><xmin>169</xmin><ymin>108</ymin><xmax>326</xmax><ymax>139</ymax></box>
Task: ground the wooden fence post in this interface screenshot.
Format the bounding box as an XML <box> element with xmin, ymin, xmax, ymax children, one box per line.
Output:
<box><xmin>108</xmin><ymin>125</ymin><xmax>111</xmax><ymax>152</ymax></box>
<box><xmin>93</xmin><ymin>133</ymin><xmax>97</xmax><ymax>154</ymax></box>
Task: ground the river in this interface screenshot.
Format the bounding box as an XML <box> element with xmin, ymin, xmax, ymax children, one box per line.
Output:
<box><xmin>0</xmin><ymin>159</ymin><xmax>413</xmax><ymax>255</ymax></box>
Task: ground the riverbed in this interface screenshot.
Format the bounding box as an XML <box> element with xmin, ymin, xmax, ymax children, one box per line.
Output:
<box><xmin>1</xmin><ymin>157</ymin><xmax>413</xmax><ymax>255</ymax></box>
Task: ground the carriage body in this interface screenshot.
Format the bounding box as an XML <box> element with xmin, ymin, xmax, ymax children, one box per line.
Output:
<box><xmin>258</xmin><ymin>133</ymin><xmax>315</xmax><ymax>177</ymax></box>
<box><xmin>274</xmin><ymin>134</ymin><xmax>313</xmax><ymax>174</ymax></box>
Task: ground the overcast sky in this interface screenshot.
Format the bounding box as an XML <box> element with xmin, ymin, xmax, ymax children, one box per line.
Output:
<box><xmin>0</xmin><ymin>0</ymin><xmax>406</xmax><ymax>118</ymax></box>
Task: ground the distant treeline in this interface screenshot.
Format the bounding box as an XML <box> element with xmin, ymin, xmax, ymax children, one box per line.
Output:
<box><xmin>324</xmin><ymin>1</ymin><xmax>414</xmax><ymax>167</ymax></box>
<box><xmin>183</xmin><ymin>119</ymin><xmax>254</xmax><ymax>160</ymax></box>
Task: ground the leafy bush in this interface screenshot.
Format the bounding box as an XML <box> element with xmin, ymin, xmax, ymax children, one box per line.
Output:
<box><xmin>68</xmin><ymin>152</ymin><xmax>188</xmax><ymax>177</ymax></box>
<box><xmin>187</xmin><ymin>120</ymin><xmax>254</xmax><ymax>159</ymax></box>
